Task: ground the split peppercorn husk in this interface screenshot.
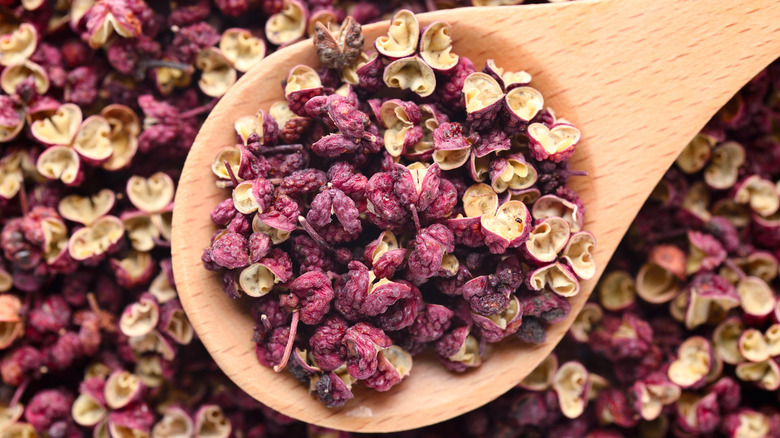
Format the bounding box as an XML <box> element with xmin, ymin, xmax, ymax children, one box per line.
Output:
<box><xmin>203</xmin><ymin>10</ymin><xmax>593</xmax><ymax>407</ymax></box>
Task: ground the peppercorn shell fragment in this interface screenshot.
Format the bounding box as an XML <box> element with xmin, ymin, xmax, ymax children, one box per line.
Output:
<box><xmin>313</xmin><ymin>370</ymin><xmax>354</xmax><ymax>408</ymax></box>
<box><xmin>0</xmin><ymin>294</ymin><xmax>24</xmax><ymax>349</ymax></box>
<box><xmin>211</xmin><ymin>146</ymin><xmax>241</xmax><ymax>187</ymax></box>
<box><xmin>219</xmin><ymin>28</ymin><xmax>266</xmax><ymax>73</ymax></box>
<box><xmin>100</xmin><ymin>104</ymin><xmax>140</xmax><ymax>171</ymax></box>
<box><xmin>735</xmin><ymin>359</ymin><xmax>780</xmax><ymax>391</ymax></box>
<box><xmin>471</xmin><ymin>295</ymin><xmax>523</xmax><ymax>342</ymax></box>
<box><xmin>239</xmin><ymin>262</ymin><xmax>281</xmax><ymax>298</ymax></box>
<box><xmin>525</xmin><ymin>216</ymin><xmax>570</xmax><ymax>265</ymax></box>
<box><xmin>58</xmin><ymin>189</ymin><xmax>115</xmax><ymax>226</ymax></box>
<box><xmin>230</xmin><ymin>181</ymin><xmax>258</xmax><ymax>214</ymax></box>
<box><xmin>528</xmin><ymin>262</ymin><xmax>580</xmax><ymax>297</ymax></box>
<box><xmin>363</xmin><ymin>345</ymin><xmax>413</xmax><ymax>392</ymax></box>
<box><xmin>364</xmin><ymin>230</ymin><xmax>400</xmax><ymax>265</ymax></box>
<box><xmin>149</xmin><ymin>268</ymin><xmax>177</xmax><ymax>304</ymax></box>
<box><xmin>489</xmin><ymin>153</ymin><xmax>537</xmax><ymax>193</ymax></box>
<box><xmin>194</xmin><ymin>405</ymin><xmax>231</xmax><ymax>438</ymax></box>
<box><xmin>126</xmin><ymin>172</ymin><xmax>175</xmax><ymax>214</ymax></box>
<box><xmin>68</xmin><ymin>215</ymin><xmax>124</xmax><ymax>261</ymax></box>
<box><xmin>630</xmin><ymin>374</ymin><xmax>681</xmax><ymax>421</ymax></box>
<box><xmin>668</xmin><ymin>336</ymin><xmax>712</xmax><ymax>388</ymax></box>
<box><xmin>527</xmin><ymin>122</ymin><xmax>580</xmax><ymax>163</ymax></box>
<box><xmin>732</xmin><ymin>175</ymin><xmax>780</xmax><ymax>217</ymax></box>
<box><xmin>122</xmin><ymin>211</ymin><xmax>159</xmax><ymax>253</ymax></box>
<box><xmin>71</xmin><ymin>393</ymin><xmax>107</xmax><ymax>427</ymax></box>
<box><xmin>0</xmin><ymin>23</ymin><xmax>37</xmax><ymax>67</ymax></box>
<box><xmin>462</xmin><ymin>183</ymin><xmax>498</xmax><ymax>218</ymax></box>
<box><xmin>419</xmin><ymin>21</ymin><xmax>458</xmax><ymax>72</ymax></box>
<box><xmin>284</xmin><ymin>64</ymin><xmax>323</xmax><ymax>117</ymax></box>
<box><xmin>383</xmin><ymin>56</ymin><xmax>436</xmax><ymax>98</ymax></box>
<box><xmin>375</xmin><ymin>10</ymin><xmax>419</xmax><ymax>59</ymax></box>
<box><xmin>265</xmin><ymin>0</ymin><xmax>308</xmax><ymax>46</ymax></box>
<box><xmin>152</xmin><ymin>407</ymin><xmax>193</xmax><ymax>438</ymax></box>
<box><xmin>104</xmin><ymin>371</ymin><xmax>142</xmax><ymax>410</ymax></box>
<box><xmin>712</xmin><ymin>317</ymin><xmax>745</xmax><ymax>365</ymax></box>
<box><xmin>704</xmin><ymin>141</ymin><xmax>745</xmax><ymax>190</ymax></box>
<box><xmin>270</xmin><ymin>100</ymin><xmax>313</xmax><ymax>144</ymax></box>
<box><xmin>119</xmin><ymin>294</ymin><xmax>159</xmax><ymax>337</ymax></box>
<box><xmin>737</xmin><ymin>276</ymin><xmax>775</xmax><ymax>325</ymax></box>
<box><xmin>569</xmin><ymin>302</ymin><xmax>603</xmax><ymax>343</ymax></box>
<box><xmin>738</xmin><ymin>328</ymin><xmax>771</xmax><ymax>363</ymax></box>
<box><xmin>552</xmin><ymin>361</ymin><xmax>590</xmax><ymax>419</ymax></box>
<box><xmin>676</xmin><ymin>133</ymin><xmax>715</xmax><ymax>174</ymax></box>
<box><xmin>562</xmin><ymin>231</ymin><xmax>596</xmax><ymax>280</ymax></box>
<box><xmin>684</xmin><ymin>273</ymin><xmax>739</xmax><ymax>330</ymax></box>
<box><xmin>721</xmin><ymin>409</ymin><xmax>770</xmax><ymax>438</ymax></box>
<box><xmin>31</xmin><ymin>103</ymin><xmax>82</xmax><ymax>146</ymax></box>
<box><xmin>0</xmin><ymin>60</ymin><xmax>49</xmax><ymax>95</ymax></box>
<box><xmin>153</xmin><ymin>64</ymin><xmax>193</xmax><ymax>96</ymax></box>
<box><xmin>111</xmin><ymin>250</ymin><xmax>156</xmax><ymax>289</ymax></box>
<box><xmin>70</xmin><ymin>115</ymin><xmax>113</xmax><ymax>165</ymax></box>
<box><xmin>503</xmin><ymin>86</ymin><xmax>543</xmax><ymax>133</ymax></box>
<box><xmin>635</xmin><ymin>259</ymin><xmax>683</xmax><ymax>305</ymax></box>
<box><xmin>3</xmin><ymin>422</ymin><xmax>37</xmax><ymax>437</ymax></box>
<box><xmin>532</xmin><ymin>194</ymin><xmax>584</xmax><ymax>233</ymax></box>
<box><xmin>195</xmin><ymin>48</ymin><xmax>237</xmax><ymax>98</ymax></box>
<box><xmin>431</xmin><ymin>121</ymin><xmax>471</xmax><ymax>170</ymax></box>
<box><xmin>0</xmin><ymin>98</ymin><xmax>23</xmax><ymax>144</ymax></box>
<box><xmin>730</xmin><ymin>252</ymin><xmax>778</xmax><ymax>283</ymax></box>
<box><xmin>483</xmin><ymin>60</ymin><xmax>532</xmax><ymax>91</ymax></box>
<box><xmin>435</xmin><ymin>326</ymin><xmax>482</xmax><ymax>372</ymax></box>
<box><xmin>518</xmin><ymin>353</ymin><xmax>558</xmax><ymax>391</ymax></box>
<box><xmin>686</xmin><ymin>230</ymin><xmax>726</xmax><ymax>275</ymax></box>
<box><xmin>380</xmin><ymin>99</ymin><xmax>422</xmax><ymax>158</ymax></box>
<box><xmin>463</xmin><ymin>72</ymin><xmax>504</xmax><ymax>131</ymax></box>
<box><xmin>480</xmin><ymin>200</ymin><xmax>531</xmax><ymax>253</ymax></box>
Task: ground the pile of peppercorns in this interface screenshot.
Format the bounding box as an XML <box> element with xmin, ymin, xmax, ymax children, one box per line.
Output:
<box><xmin>0</xmin><ymin>0</ymin><xmax>778</xmax><ymax>433</ymax></box>
<box><xmin>202</xmin><ymin>10</ymin><xmax>592</xmax><ymax>407</ymax></box>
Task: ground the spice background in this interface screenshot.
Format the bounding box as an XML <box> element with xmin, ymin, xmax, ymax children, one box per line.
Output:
<box><xmin>0</xmin><ymin>0</ymin><xmax>779</xmax><ymax>436</ymax></box>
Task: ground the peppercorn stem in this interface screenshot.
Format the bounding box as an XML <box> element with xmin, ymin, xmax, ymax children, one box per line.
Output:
<box><xmin>9</xmin><ymin>378</ymin><xmax>28</xmax><ymax>407</ymax></box>
<box><xmin>409</xmin><ymin>204</ymin><xmax>421</xmax><ymax>232</ymax></box>
<box><xmin>298</xmin><ymin>216</ymin><xmax>335</xmax><ymax>252</ymax></box>
<box><xmin>564</xmin><ymin>169</ymin><xmax>588</xmax><ymax>177</ymax></box>
<box><xmin>179</xmin><ymin>100</ymin><xmax>218</xmax><ymax>119</ymax></box>
<box><xmin>724</xmin><ymin>258</ymin><xmax>747</xmax><ymax>280</ymax></box>
<box><xmin>255</xmin><ymin>144</ymin><xmax>303</xmax><ymax>155</ymax></box>
<box><xmin>224</xmin><ymin>161</ymin><xmax>239</xmax><ymax>187</ymax></box>
<box><xmin>17</xmin><ymin>182</ymin><xmax>28</xmax><ymax>216</ymax></box>
<box><xmin>260</xmin><ymin>314</ymin><xmax>272</xmax><ymax>332</ymax></box>
<box><xmin>138</xmin><ymin>59</ymin><xmax>193</xmax><ymax>73</ymax></box>
<box><xmin>87</xmin><ymin>293</ymin><xmax>116</xmax><ymax>332</ymax></box>
<box><xmin>274</xmin><ymin>310</ymin><xmax>299</xmax><ymax>372</ymax></box>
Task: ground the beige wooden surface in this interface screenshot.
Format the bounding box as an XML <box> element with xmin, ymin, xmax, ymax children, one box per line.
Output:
<box><xmin>172</xmin><ymin>0</ymin><xmax>780</xmax><ymax>432</ymax></box>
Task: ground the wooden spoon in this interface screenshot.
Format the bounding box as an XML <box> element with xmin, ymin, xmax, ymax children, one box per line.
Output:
<box><xmin>172</xmin><ymin>0</ymin><xmax>780</xmax><ymax>432</ymax></box>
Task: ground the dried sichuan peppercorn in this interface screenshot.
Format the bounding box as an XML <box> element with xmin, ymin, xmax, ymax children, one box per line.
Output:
<box><xmin>204</xmin><ymin>10</ymin><xmax>592</xmax><ymax>406</ymax></box>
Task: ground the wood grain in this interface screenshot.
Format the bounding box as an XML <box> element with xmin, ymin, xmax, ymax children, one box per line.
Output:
<box><xmin>172</xmin><ymin>0</ymin><xmax>780</xmax><ymax>432</ymax></box>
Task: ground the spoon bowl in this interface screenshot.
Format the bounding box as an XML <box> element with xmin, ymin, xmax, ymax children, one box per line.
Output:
<box><xmin>172</xmin><ymin>0</ymin><xmax>779</xmax><ymax>432</ymax></box>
